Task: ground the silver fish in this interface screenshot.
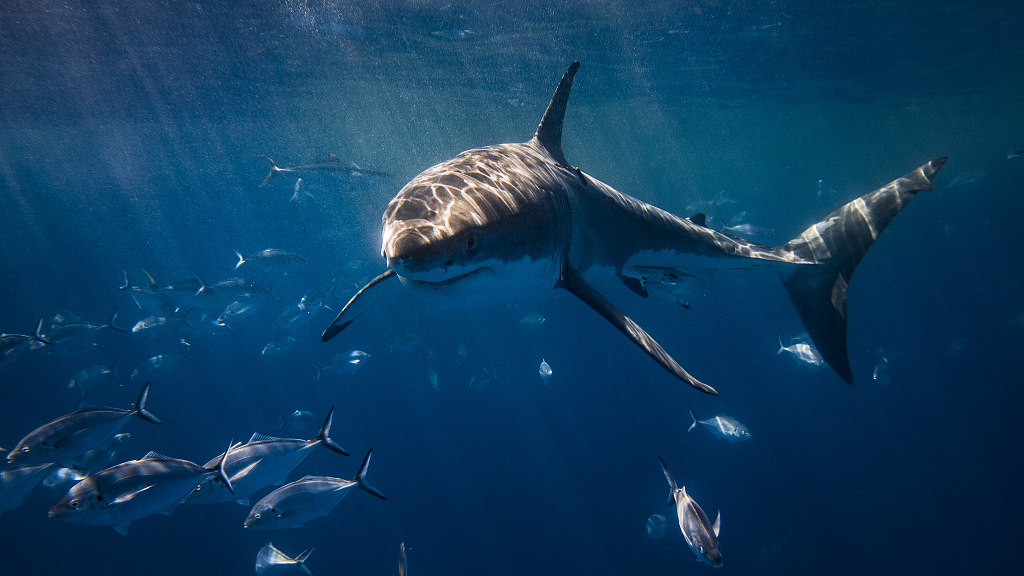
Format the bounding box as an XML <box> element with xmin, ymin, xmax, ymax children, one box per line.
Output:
<box><xmin>67</xmin><ymin>364</ymin><xmax>117</xmax><ymax>393</ymax></box>
<box><xmin>256</xmin><ymin>542</ymin><xmax>314</xmax><ymax>576</ymax></box>
<box><xmin>277</xmin><ymin>409</ymin><xmax>316</xmax><ymax>432</ymax></box>
<box><xmin>49</xmin><ymin>440</ymin><xmax>235</xmax><ymax>534</ymax></box>
<box><xmin>130</xmin><ymin>354</ymin><xmax>185</xmax><ymax>381</ymax></box>
<box><xmin>777</xmin><ymin>337</ymin><xmax>824</xmax><ymax>367</ymax></box>
<box><xmin>7</xmin><ymin>384</ymin><xmax>160</xmax><ymax>465</ymax></box>
<box><xmin>216</xmin><ymin>301</ymin><xmax>258</xmax><ymax>326</ymax></box>
<box><xmin>42</xmin><ymin>466</ymin><xmax>88</xmax><ymax>491</ymax></box>
<box><xmin>234</xmin><ymin>249</ymin><xmax>307</xmax><ymax>270</ymax></box>
<box><xmin>263</xmin><ymin>336</ymin><xmax>298</xmax><ymax>355</ymax></box>
<box><xmin>399</xmin><ymin>542</ymin><xmax>407</xmax><ymax>576</ymax></box>
<box><xmin>260</xmin><ymin>154</ymin><xmax>390</xmax><ymax>187</ymax></box>
<box><xmin>517</xmin><ymin>312</ymin><xmax>546</xmax><ymax>327</ymax></box>
<box><xmin>873</xmin><ymin>354</ymin><xmax>892</xmax><ymax>386</ymax></box>
<box><xmin>687</xmin><ymin>409</ymin><xmax>751</xmax><ymax>442</ymax></box>
<box><xmin>658</xmin><ymin>457</ymin><xmax>722</xmax><ymax>567</ymax></box>
<box><xmin>313</xmin><ymin>351</ymin><xmax>370</xmax><ymax>382</ymax></box>
<box><xmin>244</xmin><ymin>448</ymin><xmax>387</xmax><ymax>530</ymax></box>
<box><xmin>539</xmin><ymin>359</ymin><xmax>553</xmax><ymax>384</ymax></box>
<box><xmin>0</xmin><ymin>463</ymin><xmax>54</xmax><ymax>514</ymax></box>
<box><xmin>182</xmin><ymin>408</ymin><xmax>347</xmax><ymax>506</ymax></box>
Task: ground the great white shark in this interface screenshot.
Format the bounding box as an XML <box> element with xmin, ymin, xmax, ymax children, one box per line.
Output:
<box><xmin>323</xmin><ymin>61</ymin><xmax>947</xmax><ymax>395</ymax></box>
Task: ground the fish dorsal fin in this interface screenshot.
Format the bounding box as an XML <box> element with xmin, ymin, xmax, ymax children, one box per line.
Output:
<box><xmin>533</xmin><ymin>61</ymin><xmax>580</xmax><ymax>166</ymax></box>
<box><xmin>251</xmin><ymin>433</ymin><xmax>288</xmax><ymax>443</ymax></box>
<box><xmin>713</xmin><ymin>510</ymin><xmax>721</xmax><ymax>537</ymax></box>
<box><xmin>141</xmin><ymin>451</ymin><xmax>175</xmax><ymax>461</ymax></box>
<box><xmin>687</xmin><ymin>212</ymin><xmax>707</xmax><ymax>227</ymax></box>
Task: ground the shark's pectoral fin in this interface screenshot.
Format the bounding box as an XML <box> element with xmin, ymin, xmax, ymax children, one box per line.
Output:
<box><xmin>559</xmin><ymin>267</ymin><xmax>718</xmax><ymax>395</ymax></box>
<box><xmin>322</xmin><ymin>269</ymin><xmax>398</xmax><ymax>342</ymax></box>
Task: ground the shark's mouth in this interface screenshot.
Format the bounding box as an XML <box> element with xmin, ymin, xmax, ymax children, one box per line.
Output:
<box><xmin>398</xmin><ymin>266</ymin><xmax>494</xmax><ymax>287</ymax></box>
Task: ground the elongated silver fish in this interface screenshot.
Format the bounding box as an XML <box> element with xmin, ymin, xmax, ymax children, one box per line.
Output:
<box><xmin>321</xmin><ymin>61</ymin><xmax>946</xmax><ymax>394</ymax></box>
<box><xmin>260</xmin><ymin>154</ymin><xmax>391</xmax><ymax>187</ymax></box>
<box><xmin>256</xmin><ymin>542</ymin><xmax>314</xmax><ymax>576</ymax></box>
<box><xmin>8</xmin><ymin>384</ymin><xmax>160</xmax><ymax>466</ymax></box>
<box><xmin>244</xmin><ymin>448</ymin><xmax>387</xmax><ymax>530</ymax></box>
<box><xmin>182</xmin><ymin>407</ymin><xmax>348</xmax><ymax>506</ymax></box>
<box><xmin>234</xmin><ymin>249</ymin><xmax>307</xmax><ymax>270</ymax></box>
<box><xmin>687</xmin><ymin>409</ymin><xmax>752</xmax><ymax>442</ymax></box>
<box><xmin>49</xmin><ymin>440</ymin><xmax>235</xmax><ymax>534</ymax></box>
<box><xmin>658</xmin><ymin>457</ymin><xmax>722</xmax><ymax>567</ymax></box>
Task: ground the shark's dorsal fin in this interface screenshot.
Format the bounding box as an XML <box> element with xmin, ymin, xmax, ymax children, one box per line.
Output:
<box><xmin>533</xmin><ymin>61</ymin><xmax>580</xmax><ymax>166</ymax></box>
<box><xmin>687</xmin><ymin>212</ymin><xmax>707</xmax><ymax>227</ymax></box>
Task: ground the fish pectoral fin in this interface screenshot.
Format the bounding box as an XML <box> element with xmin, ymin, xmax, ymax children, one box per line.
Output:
<box><xmin>112</xmin><ymin>524</ymin><xmax>130</xmax><ymax>536</ymax></box>
<box><xmin>234</xmin><ymin>497</ymin><xmax>250</xmax><ymax>506</ymax></box>
<box><xmin>713</xmin><ymin>510</ymin><xmax>721</xmax><ymax>537</ymax></box>
<box><xmin>113</xmin><ymin>484</ymin><xmax>155</xmax><ymax>504</ymax></box>
<box><xmin>322</xmin><ymin>269</ymin><xmax>398</xmax><ymax>342</ymax></box>
<box><xmin>559</xmin><ymin>267</ymin><xmax>717</xmax><ymax>395</ymax></box>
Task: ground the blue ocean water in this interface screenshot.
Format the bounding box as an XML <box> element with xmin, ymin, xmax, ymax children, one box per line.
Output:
<box><xmin>1</xmin><ymin>1</ymin><xmax>1022</xmax><ymax>574</ymax></box>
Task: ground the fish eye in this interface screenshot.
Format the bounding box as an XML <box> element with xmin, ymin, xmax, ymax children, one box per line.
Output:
<box><xmin>69</xmin><ymin>500</ymin><xmax>79</xmax><ymax>509</ymax></box>
<box><xmin>253</xmin><ymin>513</ymin><xmax>260</xmax><ymax>519</ymax></box>
<box><xmin>699</xmin><ymin>546</ymin><xmax>704</xmax><ymax>554</ymax></box>
<box><xmin>21</xmin><ymin>447</ymin><xmax>29</xmax><ymax>453</ymax></box>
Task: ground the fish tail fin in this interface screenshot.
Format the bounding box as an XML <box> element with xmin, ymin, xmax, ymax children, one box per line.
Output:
<box><xmin>657</xmin><ymin>456</ymin><xmax>678</xmax><ymax>506</ymax></box>
<box><xmin>133</xmin><ymin>382</ymin><xmax>162</xmax><ymax>425</ymax></box>
<box><xmin>776</xmin><ymin>336</ymin><xmax>785</xmax><ymax>354</ymax></box>
<box><xmin>107</xmin><ymin>309</ymin><xmax>131</xmax><ymax>334</ymax></box>
<box><xmin>33</xmin><ymin>317</ymin><xmax>52</xmax><ymax>345</ymax></box>
<box><xmin>311</xmin><ymin>360</ymin><xmax>325</xmax><ymax>383</ymax></box>
<box><xmin>193</xmin><ymin>273</ymin><xmax>210</xmax><ymax>296</ymax></box>
<box><xmin>138</xmin><ymin>268</ymin><xmax>159</xmax><ymax>291</ymax></box>
<box><xmin>260</xmin><ymin>156</ymin><xmax>280</xmax><ymax>187</ymax></box>
<box><xmin>276</xmin><ymin>413</ymin><xmax>287</xmax><ymax>432</ymax></box>
<box><xmin>776</xmin><ymin>158</ymin><xmax>947</xmax><ymax>384</ymax></box>
<box><xmin>211</xmin><ymin>438</ymin><xmax>235</xmax><ymax>495</ymax></box>
<box><xmin>687</xmin><ymin>408</ymin><xmax>698</xmax><ymax>432</ymax></box>
<box><xmin>118</xmin><ymin>271</ymin><xmax>130</xmax><ymax>290</ymax></box>
<box><xmin>316</xmin><ymin>406</ymin><xmax>350</xmax><ymax>456</ymax></box>
<box><xmin>353</xmin><ymin>448</ymin><xmax>388</xmax><ymax>500</ymax></box>
<box><xmin>294</xmin><ymin>546</ymin><xmax>314</xmax><ymax>575</ymax></box>
<box><xmin>234</xmin><ymin>250</ymin><xmax>245</xmax><ymax>269</ymax></box>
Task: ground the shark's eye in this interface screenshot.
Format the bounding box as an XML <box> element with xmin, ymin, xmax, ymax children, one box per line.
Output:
<box><xmin>96</xmin><ymin>495</ymin><xmax>103</xmax><ymax>501</ymax></box>
<box><xmin>699</xmin><ymin>546</ymin><xmax>704</xmax><ymax>554</ymax></box>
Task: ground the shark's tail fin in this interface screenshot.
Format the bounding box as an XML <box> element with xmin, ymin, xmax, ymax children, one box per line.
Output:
<box><xmin>777</xmin><ymin>158</ymin><xmax>947</xmax><ymax>383</ymax></box>
<box><xmin>260</xmin><ymin>156</ymin><xmax>280</xmax><ymax>187</ymax></box>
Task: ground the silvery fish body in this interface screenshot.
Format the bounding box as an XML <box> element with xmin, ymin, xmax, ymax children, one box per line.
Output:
<box><xmin>7</xmin><ymin>384</ymin><xmax>159</xmax><ymax>465</ymax></box>
<box><xmin>687</xmin><ymin>409</ymin><xmax>751</xmax><ymax>442</ymax></box>
<box><xmin>777</xmin><ymin>337</ymin><xmax>824</xmax><ymax>367</ymax></box>
<box><xmin>244</xmin><ymin>448</ymin><xmax>386</xmax><ymax>530</ymax></box>
<box><xmin>658</xmin><ymin>457</ymin><xmax>722</xmax><ymax>568</ymax></box>
<box><xmin>256</xmin><ymin>542</ymin><xmax>314</xmax><ymax>576</ymax></box>
<box><xmin>182</xmin><ymin>408</ymin><xmax>346</xmax><ymax>506</ymax></box>
<box><xmin>0</xmin><ymin>463</ymin><xmax>54</xmax><ymax>514</ymax></box>
<box><xmin>67</xmin><ymin>364</ymin><xmax>116</xmax><ymax>393</ymax></box>
<box><xmin>49</xmin><ymin>443</ymin><xmax>233</xmax><ymax>533</ymax></box>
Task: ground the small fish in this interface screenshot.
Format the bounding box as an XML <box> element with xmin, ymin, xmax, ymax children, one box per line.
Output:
<box><xmin>289</xmin><ymin>178</ymin><xmax>316</xmax><ymax>206</ymax></box>
<box><xmin>8</xmin><ymin>384</ymin><xmax>160</xmax><ymax>465</ymax></box>
<box><xmin>277</xmin><ymin>410</ymin><xmax>316</xmax><ymax>432</ymax></box>
<box><xmin>658</xmin><ymin>457</ymin><xmax>722</xmax><ymax>567</ymax></box>
<box><xmin>260</xmin><ymin>154</ymin><xmax>390</xmax><ymax>187</ymax></box>
<box><xmin>42</xmin><ymin>466</ymin><xmax>89</xmax><ymax>491</ymax></box>
<box><xmin>687</xmin><ymin>409</ymin><xmax>751</xmax><ymax>442</ymax></box>
<box><xmin>182</xmin><ymin>408</ymin><xmax>348</xmax><ymax>506</ymax></box>
<box><xmin>256</xmin><ymin>542</ymin><xmax>314</xmax><ymax>576</ymax></box>
<box><xmin>417</xmin><ymin>362</ymin><xmax>440</xmax><ymax>391</ymax></box>
<box><xmin>645</xmin><ymin>513</ymin><xmax>668</xmax><ymax>540</ymax></box>
<box><xmin>777</xmin><ymin>337</ymin><xmax>824</xmax><ymax>367</ymax></box>
<box><xmin>469</xmin><ymin>367</ymin><xmax>499</xmax><ymax>390</ymax></box>
<box><xmin>539</xmin><ymin>359</ymin><xmax>553</xmax><ymax>384</ymax></box>
<box><xmin>872</xmin><ymin>355</ymin><xmax>892</xmax><ymax>386</ymax></box>
<box><xmin>68</xmin><ymin>364</ymin><xmax>117</xmax><ymax>394</ymax></box>
<box><xmin>399</xmin><ymin>542</ymin><xmax>407</xmax><ymax>576</ymax></box>
<box><xmin>78</xmin><ymin>433</ymin><xmax>131</xmax><ymax>472</ymax></box>
<box><xmin>262</xmin><ymin>336</ymin><xmax>298</xmax><ymax>355</ymax></box>
<box><xmin>517</xmin><ymin>312</ymin><xmax>546</xmax><ymax>327</ymax></box>
<box><xmin>131</xmin><ymin>315</ymin><xmax>168</xmax><ymax>333</ymax></box>
<box><xmin>759</xmin><ymin>529</ymin><xmax>795</xmax><ymax>563</ymax></box>
<box><xmin>387</xmin><ymin>334</ymin><xmax>420</xmax><ymax>355</ymax></box>
<box><xmin>212</xmin><ymin>277</ymin><xmax>274</xmax><ymax>299</ymax></box>
<box><xmin>313</xmin><ymin>350</ymin><xmax>370</xmax><ymax>382</ymax></box>
<box><xmin>216</xmin><ymin>301</ymin><xmax>258</xmax><ymax>326</ymax></box>
<box><xmin>49</xmin><ymin>440</ymin><xmax>235</xmax><ymax>534</ymax></box>
<box><xmin>244</xmin><ymin>448</ymin><xmax>387</xmax><ymax>529</ymax></box>
<box><xmin>130</xmin><ymin>354</ymin><xmax>184</xmax><ymax>381</ymax></box>
<box><xmin>235</xmin><ymin>249</ymin><xmax>307</xmax><ymax>270</ymax></box>
<box><xmin>1</xmin><ymin>463</ymin><xmax>55</xmax><ymax>515</ymax></box>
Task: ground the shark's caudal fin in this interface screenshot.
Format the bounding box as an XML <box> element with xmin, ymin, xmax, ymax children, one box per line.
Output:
<box><xmin>777</xmin><ymin>157</ymin><xmax>947</xmax><ymax>383</ymax></box>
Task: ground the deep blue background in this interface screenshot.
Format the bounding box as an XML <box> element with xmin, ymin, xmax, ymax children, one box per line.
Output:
<box><xmin>2</xmin><ymin>1</ymin><xmax>1022</xmax><ymax>575</ymax></box>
